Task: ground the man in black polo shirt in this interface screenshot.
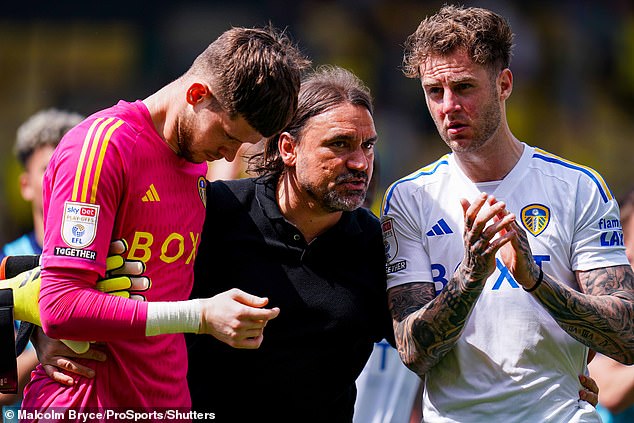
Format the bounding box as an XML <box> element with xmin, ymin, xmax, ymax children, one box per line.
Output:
<box><xmin>186</xmin><ymin>65</ymin><xmax>392</xmax><ymax>421</ymax></box>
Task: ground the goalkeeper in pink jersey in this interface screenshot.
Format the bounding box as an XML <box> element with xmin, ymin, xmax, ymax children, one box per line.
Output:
<box><xmin>20</xmin><ymin>25</ymin><xmax>309</xmax><ymax>417</ymax></box>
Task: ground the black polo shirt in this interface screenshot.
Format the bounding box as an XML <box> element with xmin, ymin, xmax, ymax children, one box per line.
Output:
<box><xmin>187</xmin><ymin>177</ymin><xmax>392</xmax><ymax>422</ymax></box>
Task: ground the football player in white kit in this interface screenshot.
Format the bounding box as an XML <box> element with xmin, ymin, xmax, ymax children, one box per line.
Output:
<box><xmin>381</xmin><ymin>5</ymin><xmax>633</xmax><ymax>422</ymax></box>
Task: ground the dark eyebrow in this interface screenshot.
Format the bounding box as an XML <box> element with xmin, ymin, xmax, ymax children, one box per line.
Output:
<box><xmin>328</xmin><ymin>134</ymin><xmax>378</xmax><ymax>144</ymax></box>
<box><xmin>422</xmin><ymin>76</ymin><xmax>475</xmax><ymax>87</ymax></box>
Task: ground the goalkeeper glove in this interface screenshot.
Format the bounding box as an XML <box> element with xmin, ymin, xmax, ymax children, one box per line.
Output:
<box><xmin>0</xmin><ymin>239</ymin><xmax>149</xmax><ymax>353</ymax></box>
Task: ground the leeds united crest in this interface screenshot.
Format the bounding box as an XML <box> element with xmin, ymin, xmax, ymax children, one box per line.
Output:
<box><xmin>198</xmin><ymin>176</ymin><xmax>207</xmax><ymax>207</ymax></box>
<box><xmin>521</xmin><ymin>204</ymin><xmax>550</xmax><ymax>237</ymax></box>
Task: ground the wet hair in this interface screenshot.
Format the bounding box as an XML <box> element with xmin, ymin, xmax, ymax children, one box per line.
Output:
<box><xmin>187</xmin><ymin>25</ymin><xmax>310</xmax><ymax>137</ymax></box>
<box><xmin>248</xmin><ymin>65</ymin><xmax>373</xmax><ymax>179</ymax></box>
<box><xmin>403</xmin><ymin>4</ymin><xmax>514</xmax><ymax>78</ymax></box>
<box><xmin>14</xmin><ymin>108</ymin><xmax>84</xmax><ymax>167</ymax></box>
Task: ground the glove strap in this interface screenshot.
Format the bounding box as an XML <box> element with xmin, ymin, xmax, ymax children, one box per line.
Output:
<box><xmin>1</xmin><ymin>255</ymin><xmax>41</xmax><ymax>279</ymax></box>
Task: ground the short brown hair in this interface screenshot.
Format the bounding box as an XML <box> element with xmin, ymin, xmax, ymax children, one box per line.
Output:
<box><xmin>249</xmin><ymin>65</ymin><xmax>373</xmax><ymax>178</ymax></box>
<box><xmin>403</xmin><ymin>5</ymin><xmax>514</xmax><ymax>78</ymax></box>
<box><xmin>188</xmin><ymin>25</ymin><xmax>310</xmax><ymax>137</ymax></box>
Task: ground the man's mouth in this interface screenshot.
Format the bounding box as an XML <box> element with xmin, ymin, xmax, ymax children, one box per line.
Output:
<box><xmin>447</xmin><ymin>121</ymin><xmax>467</xmax><ymax>135</ymax></box>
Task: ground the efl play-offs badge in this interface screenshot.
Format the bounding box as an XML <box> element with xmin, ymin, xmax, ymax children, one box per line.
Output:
<box><xmin>61</xmin><ymin>201</ymin><xmax>99</xmax><ymax>248</ymax></box>
<box><xmin>382</xmin><ymin>217</ymin><xmax>398</xmax><ymax>261</ymax></box>
<box><xmin>521</xmin><ymin>204</ymin><xmax>550</xmax><ymax>237</ymax></box>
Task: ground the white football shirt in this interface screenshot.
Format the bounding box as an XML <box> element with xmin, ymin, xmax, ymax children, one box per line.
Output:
<box><xmin>381</xmin><ymin>144</ymin><xmax>627</xmax><ymax>422</ymax></box>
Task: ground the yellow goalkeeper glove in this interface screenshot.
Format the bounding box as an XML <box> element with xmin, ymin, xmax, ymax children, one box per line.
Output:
<box><xmin>97</xmin><ymin>240</ymin><xmax>150</xmax><ymax>300</ymax></box>
<box><xmin>0</xmin><ymin>266</ymin><xmax>42</xmax><ymax>325</ymax></box>
<box><xmin>0</xmin><ymin>239</ymin><xmax>149</xmax><ymax>353</ymax></box>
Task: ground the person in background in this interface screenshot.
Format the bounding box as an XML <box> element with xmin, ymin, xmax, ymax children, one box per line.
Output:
<box><xmin>1</xmin><ymin>109</ymin><xmax>84</xmax><ymax>261</ymax></box>
<box><xmin>0</xmin><ymin>108</ymin><xmax>83</xmax><ymax>411</ymax></box>
<box><xmin>382</xmin><ymin>5</ymin><xmax>633</xmax><ymax>422</ymax></box>
<box><xmin>588</xmin><ymin>188</ymin><xmax>634</xmax><ymax>423</ymax></box>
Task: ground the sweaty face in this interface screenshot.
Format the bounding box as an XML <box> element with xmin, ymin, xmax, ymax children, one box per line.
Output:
<box><xmin>294</xmin><ymin>103</ymin><xmax>377</xmax><ymax>213</ymax></box>
<box><xmin>176</xmin><ymin>105</ymin><xmax>262</xmax><ymax>164</ymax></box>
<box><xmin>421</xmin><ymin>50</ymin><xmax>503</xmax><ymax>153</ymax></box>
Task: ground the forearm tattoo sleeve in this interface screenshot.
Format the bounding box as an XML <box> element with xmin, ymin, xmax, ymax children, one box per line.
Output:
<box><xmin>533</xmin><ymin>265</ymin><xmax>634</xmax><ymax>364</ymax></box>
<box><xmin>388</xmin><ymin>269</ymin><xmax>485</xmax><ymax>376</ymax></box>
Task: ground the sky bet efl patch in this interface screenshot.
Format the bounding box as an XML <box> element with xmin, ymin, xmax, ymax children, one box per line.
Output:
<box><xmin>61</xmin><ymin>201</ymin><xmax>100</xmax><ymax>248</ymax></box>
<box><xmin>382</xmin><ymin>217</ymin><xmax>398</xmax><ymax>262</ymax></box>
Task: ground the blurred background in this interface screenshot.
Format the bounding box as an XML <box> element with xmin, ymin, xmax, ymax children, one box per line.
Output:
<box><xmin>1</xmin><ymin>0</ymin><xmax>632</xmax><ymax>244</ymax></box>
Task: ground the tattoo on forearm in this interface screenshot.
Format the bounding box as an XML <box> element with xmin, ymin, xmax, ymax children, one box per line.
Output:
<box><xmin>388</xmin><ymin>272</ymin><xmax>485</xmax><ymax>376</ymax></box>
<box><xmin>534</xmin><ymin>265</ymin><xmax>634</xmax><ymax>363</ymax></box>
<box><xmin>389</xmin><ymin>284</ymin><xmax>434</xmax><ymax>323</ymax></box>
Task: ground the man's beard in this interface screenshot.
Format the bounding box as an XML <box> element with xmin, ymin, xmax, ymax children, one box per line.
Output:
<box><xmin>440</xmin><ymin>90</ymin><xmax>501</xmax><ymax>153</ymax></box>
<box><xmin>301</xmin><ymin>170</ymin><xmax>369</xmax><ymax>213</ymax></box>
<box><xmin>176</xmin><ymin>117</ymin><xmax>197</xmax><ymax>163</ymax></box>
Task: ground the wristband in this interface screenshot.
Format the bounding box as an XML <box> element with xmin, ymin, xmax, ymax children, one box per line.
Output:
<box><xmin>524</xmin><ymin>267</ymin><xmax>543</xmax><ymax>293</ymax></box>
<box><xmin>146</xmin><ymin>299</ymin><xmax>201</xmax><ymax>336</ymax></box>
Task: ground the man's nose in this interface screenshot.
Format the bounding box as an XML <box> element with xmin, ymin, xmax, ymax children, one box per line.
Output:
<box><xmin>347</xmin><ymin>148</ymin><xmax>371</xmax><ymax>171</ymax></box>
<box><xmin>442</xmin><ymin>90</ymin><xmax>461</xmax><ymax>114</ymax></box>
<box><xmin>220</xmin><ymin>145</ymin><xmax>239</xmax><ymax>162</ymax></box>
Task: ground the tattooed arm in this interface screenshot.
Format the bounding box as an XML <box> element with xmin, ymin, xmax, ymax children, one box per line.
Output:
<box><xmin>530</xmin><ymin>265</ymin><xmax>634</xmax><ymax>364</ymax></box>
<box><xmin>501</xmin><ymin>219</ymin><xmax>634</xmax><ymax>364</ymax></box>
<box><xmin>388</xmin><ymin>273</ymin><xmax>482</xmax><ymax>377</ymax></box>
<box><xmin>388</xmin><ymin>194</ymin><xmax>516</xmax><ymax>377</ymax></box>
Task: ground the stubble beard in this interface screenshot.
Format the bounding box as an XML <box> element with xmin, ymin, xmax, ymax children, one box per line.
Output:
<box><xmin>440</xmin><ymin>93</ymin><xmax>502</xmax><ymax>154</ymax></box>
<box><xmin>176</xmin><ymin>116</ymin><xmax>197</xmax><ymax>163</ymax></box>
<box><xmin>301</xmin><ymin>172</ymin><xmax>368</xmax><ymax>213</ymax></box>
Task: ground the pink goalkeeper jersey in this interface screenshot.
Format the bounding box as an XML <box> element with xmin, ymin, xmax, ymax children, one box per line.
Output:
<box><xmin>22</xmin><ymin>100</ymin><xmax>207</xmax><ymax>416</ymax></box>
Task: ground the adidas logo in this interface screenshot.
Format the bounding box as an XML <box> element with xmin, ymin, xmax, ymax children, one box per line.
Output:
<box><xmin>142</xmin><ymin>184</ymin><xmax>160</xmax><ymax>202</ymax></box>
<box><xmin>426</xmin><ymin>218</ymin><xmax>453</xmax><ymax>236</ymax></box>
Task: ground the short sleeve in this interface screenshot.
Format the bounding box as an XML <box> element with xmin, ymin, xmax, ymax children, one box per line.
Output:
<box><xmin>381</xmin><ymin>182</ymin><xmax>433</xmax><ymax>289</ymax></box>
<box><xmin>571</xmin><ymin>172</ymin><xmax>628</xmax><ymax>271</ymax></box>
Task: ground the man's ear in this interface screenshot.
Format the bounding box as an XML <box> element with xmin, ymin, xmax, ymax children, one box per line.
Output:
<box><xmin>278</xmin><ymin>132</ymin><xmax>297</xmax><ymax>167</ymax></box>
<box><xmin>498</xmin><ymin>68</ymin><xmax>513</xmax><ymax>101</ymax></box>
<box><xmin>19</xmin><ymin>172</ymin><xmax>34</xmax><ymax>202</ymax></box>
<box><xmin>186</xmin><ymin>83</ymin><xmax>210</xmax><ymax>106</ymax></box>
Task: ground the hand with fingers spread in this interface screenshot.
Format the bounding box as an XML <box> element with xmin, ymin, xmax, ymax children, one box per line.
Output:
<box><xmin>458</xmin><ymin>193</ymin><xmax>516</xmax><ymax>285</ymax></box>
<box><xmin>30</xmin><ymin>327</ymin><xmax>107</xmax><ymax>386</ymax></box>
<box><xmin>199</xmin><ymin>288</ymin><xmax>280</xmax><ymax>349</ymax></box>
